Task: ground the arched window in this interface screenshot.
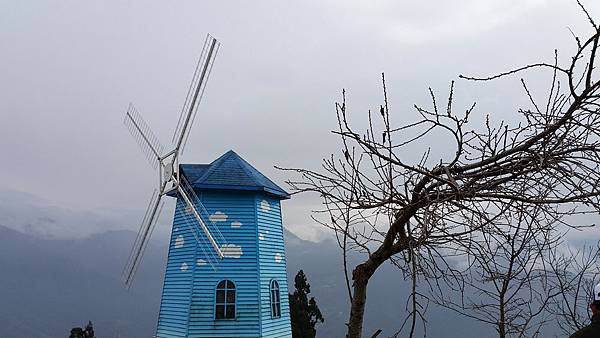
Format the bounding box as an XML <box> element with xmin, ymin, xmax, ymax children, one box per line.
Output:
<box><xmin>215</xmin><ymin>280</ymin><xmax>236</xmax><ymax>320</ymax></box>
<box><xmin>270</xmin><ymin>279</ymin><xmax>281</xmax><ymax>318</ymax></box>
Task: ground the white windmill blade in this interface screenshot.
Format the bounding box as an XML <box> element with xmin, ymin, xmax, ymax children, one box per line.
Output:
<box><xmin>123</xmin><ymin>195</ymin><xmax>164</xmax><ymax>288</ymax></box>
<box><xmin>123</xmin><ymin>189</ymin><xmax>164</xmax><ymax>288</ymax></box>
<box><xmin>170</xmin><ymin>173</ymin><xmax>225</xmax><ymax>270</ymax></box>
<box><xmin>172</xmin><ymin>34</ymin><xmax>220</xmax><ymax>155</ymax></box>
<box><xmin>171</xmin><ymin>35</ymin><xmax>209</xmax><ymax>145</ymax></box>
<box><xmin>177</xmin><ymin>187</ymin><xmax>224</xmax><ymax>260</ymax></box>
<box><xmin>179</xmin><ymin>205</ymin><xmax>220</xmax><ymax>271</ymax></box>
<box><xmin>122</xmin><ymin>190</ymin><xmax>161</xmax><ymax>286</ymax></box>
<box><xmin>122</xmin><ymin>189</ymin><xmax>159</xmax><ymax>277</ymax></box>
<box><xmin>176</xmin><ymin>173</ymin><xmax>226</xmax><ymax>259</ymax></box>
<box><xmin>179</xmin><ymin>172</ymin><xmax>227</xmax><ymax>247</ymax></box>
<box><xmin>124</xmin><ymin>103</ymin><xmax>165</xmax><ymax>169</ymax></box>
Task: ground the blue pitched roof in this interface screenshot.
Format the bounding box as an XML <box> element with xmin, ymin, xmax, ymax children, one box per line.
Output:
<box><xmin>179</xmin><ymin>150</ymin><xmax>290</xmax><ymax>200</ymax></box>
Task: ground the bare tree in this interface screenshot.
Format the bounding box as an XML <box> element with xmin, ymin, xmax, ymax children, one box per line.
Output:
<box><xmin>281</xmin><ymin>3</ymin><xmax>600</xmax><ymax>337</ymax></box>
<box><xmin>431</xmin><ymin>198</ymin><xmax>562</xmax><ymax>338</ymax></box>
<box><xmin>548</xmin><ymin>241</ymin><xmax>600</xmax><ymax>336</ymax></box>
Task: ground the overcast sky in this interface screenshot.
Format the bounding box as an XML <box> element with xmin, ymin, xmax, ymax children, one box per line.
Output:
<box><xmin>1</xmin><ymin>0</ymin><xmax>599</xmax><ymax>241</ymax></box>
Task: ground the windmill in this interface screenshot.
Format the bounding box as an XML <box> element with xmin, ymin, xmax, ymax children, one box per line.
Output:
<box><xmin>121</xmin><ymin>33</ymin><xmax>294</xmax><ymax>338</ymax></box>
<box><xmin>122</xmin><ymin>34</ymin><xmax>224</xmax><ymax>288</ymax></box>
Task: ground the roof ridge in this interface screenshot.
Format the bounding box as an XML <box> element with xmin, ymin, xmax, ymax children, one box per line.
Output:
<box><xmin>193</xmin><ymin>150</ymin><xmax>237</xmax><ymax>184</ymax></box>
<box><xmin>232</xmin><ymin>152</ymin><xmax>271</xmax><ymax>186</ymax></box>
<box><xmin>180</xmin><ymin>150</ymin><xmax>289</xmax><ymax>199</ymax></box>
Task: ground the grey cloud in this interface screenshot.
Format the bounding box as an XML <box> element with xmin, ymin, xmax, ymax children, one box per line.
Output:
<box><xmin>1</xmin><ymin>0</ymin><xmax>599</xmax><ymax>241</ymax></box>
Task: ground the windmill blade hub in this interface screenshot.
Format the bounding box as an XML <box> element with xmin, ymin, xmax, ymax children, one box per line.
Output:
<box><xmin>164</xmin><ymin>161</ymin><xmax>174</xmax><ymax>182</ymax></box>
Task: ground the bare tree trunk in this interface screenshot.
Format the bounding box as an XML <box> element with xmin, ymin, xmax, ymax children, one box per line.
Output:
<box><xmin>346</xmin><ymin>214</ymin><xmax>410</xmax><ymax>338</ymax></box>
<box><xmin>498</xmin><ymin>278</ymin><xmax>507</xmax><ymax>338</ymax></box>
<box><xmin>498</xmin><ymin>311</ymin><xmax>506</xmax><ymax>338</ymax></box>
<box><xmin>347</xmin><ymin>246</ymin><xmax>396</xmax><ymax>338</ymax></box>
<box><xmin>347</xmin><ymin>271</ymin><xmax>369</xmax><ymax>338</ymax></box>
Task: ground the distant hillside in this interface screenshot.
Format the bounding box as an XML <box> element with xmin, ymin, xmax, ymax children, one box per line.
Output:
<box><xmin>0</xmin><ymin>224</ymin><xmax>494</xmax><ymax>338</ymax></box>
<box><xmin>283</xmin><ymin>230</ymin><xmax>491</xmax><ymax>338</ymax></box>
<box><xmin>0</xmin><ymin>225</ymin><xmax>164</xmax><ymax>338</ymax></box>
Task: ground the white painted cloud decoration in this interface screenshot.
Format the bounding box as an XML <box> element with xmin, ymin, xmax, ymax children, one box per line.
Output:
<box><xmin>260</xmin><ymin>200</ymin><xmax>270</xmax><ymax>211</ymax></box>
<box><xmin>175</xmin><ymin>235</ymin><xmax>185</xmax><ymax>249</ymax></box>
<box><xmin>221</xmin><ymin>244</ymin><xmax>243</xmax><ymax>259</ymax></box>
<box><xmin>209</xmin><ymin>211</ymin><xmax>228</xmax><ymax>222</ymax></box>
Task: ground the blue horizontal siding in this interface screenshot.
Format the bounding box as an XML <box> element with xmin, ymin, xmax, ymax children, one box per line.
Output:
<box><xmin>257</xmin><ymin>197</ymin><xmax>293</xmax><ymax>338</ymax></box>
<box><xmin>157</xmin><ymin>190</ymin><xmax>291</xmax><ymax>338</ymax></box>
<box><xmin>156</xmin><ymin>199</ymin><xmax>196</xmax><ymax>338</ymax></box>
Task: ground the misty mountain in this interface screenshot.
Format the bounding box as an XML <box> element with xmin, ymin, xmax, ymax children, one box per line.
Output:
<box><xmin>0</xmin><ymin>224</ymin><xmax>504</xmax><ymax>338</ymax></box>
<box><xmin>0</xmin><ymin>225</ymin><xmax>163</xmax><ymax>338</ymax></box>
<box><xmin>284</xmin><ymin>231</ymin><xmax>491</xmax><ymax>338</ymax></box>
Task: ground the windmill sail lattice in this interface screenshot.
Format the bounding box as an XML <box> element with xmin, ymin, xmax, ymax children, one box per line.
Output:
<box><xmin>123</xmin><ymin>189</ymin><xmax>164</xmax><ymax>286</ymax></box>
<box><xmin>124</xmin><ymin>104</ymin><xmax>164</xmax><ymax>170</ymax></box>
<box><xmin>179</xmin><ymin>173</ymin><xmax>227</xmax><ymax>261</ymax></box>
<box><xmin>173</xmin><ymin>34</ymin><xmax>220</xmax><ymax>155</ymax></box>
<box><xmin>121</xmin><ymin>34</ymin><xmax>224</xmax><ymax>288</ymax></box>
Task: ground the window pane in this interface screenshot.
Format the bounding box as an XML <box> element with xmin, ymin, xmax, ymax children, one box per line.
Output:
<box><xmin>216</xmin><ymin>290</ymin><xmax>225</xmax><ymax>303</ymax></box>
<box><xmin>226</xmin><ymin>280</ymin><xmax>234</xmax><ymax>289</ymax></box>
<box><xmin>227</xmin><ymin>289</ymin><xmax>235</xmax><ymax>303</ymax></box>
<box><xmin>217</xmin><ymin>280</ymin><xmax>226</xmax><ymax>289</ymax></box>
<box><xmin>226</xmin><ymin>304</ymin><xmax>235</xmax><ymax>319</ymax></box>
<box><xmin>215</xmin><ymin>305</ymin><xmax>225</xmax><ymax>319</ymax></box>
<box><xmin>272</xmin><ymin>303</ymin><xmax>277</xmax><ymax>316</ymax></box>
<box><xmin>274</xmin><ymin>301</ymin><xmax>281</xmax><ymax>318</ymax></box>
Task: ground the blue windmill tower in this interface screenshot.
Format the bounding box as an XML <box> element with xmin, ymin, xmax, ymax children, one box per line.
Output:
<box><xmin>122</xmin><ymin>35</ymin><xmax>293</xmax><ymax>337</ymax></box>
